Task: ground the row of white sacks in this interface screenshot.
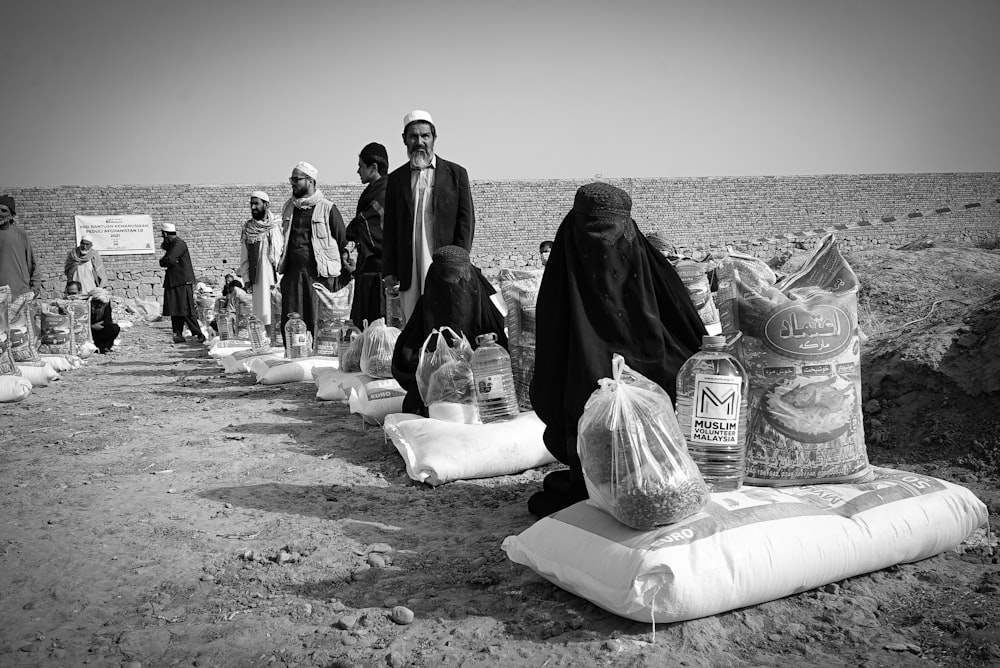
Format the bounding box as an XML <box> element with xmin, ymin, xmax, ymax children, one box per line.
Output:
<box><xmin>203</xmin><ymin>337</ymin><xmax>989</xmax><ymax>625</ymax></box>
<box><xmin>0</xmin><ymin>353</ymin><xmax>91</xmax><ymax>401</ymax></box>
<box><xmin>0</xmin><ymin>320</ymin><xmax>135</xmax><ymax>401</ymax></box>
<box><xmin>206</xmin><ymin>337</ymin><xmax>558</xmax><ymax>486</ymax></box>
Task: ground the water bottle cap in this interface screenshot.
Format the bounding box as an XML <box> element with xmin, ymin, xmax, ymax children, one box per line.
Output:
<box><xmin>702</xmin><ymin>335</ymin><xmax>726</xmax><ymax>347</ymax></box>
<box><xmin>476</xmin><ymin>332</ymin><xmax>497</xmax><ymax>345</ymax></box>
<box><xmin>288</xmin><ymin>312</ymin><xmax>300</xmax><ymax>319</ymax></box>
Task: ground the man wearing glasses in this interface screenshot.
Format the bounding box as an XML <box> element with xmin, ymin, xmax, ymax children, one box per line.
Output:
<box><xmin>277</xmin><ymin>161</ymin><xmax>353</xmax><ymax>335</ymax></box>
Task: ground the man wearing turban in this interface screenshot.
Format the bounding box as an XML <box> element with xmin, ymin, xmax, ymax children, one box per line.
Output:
<box><xmin>382</xmin><ymin>110</ymin><xmax>475</xmax><ymax>322</ymax></box>
<box><xmin>277</xmin><ymin>161</ymin><xmax>354</xmax><ymax>336</ymax></box>
<box><xmin>0</xmin><ymin>195</ymin><xmax>40</xmax><ymax>298</ymax></box>
<box><xmin>238</xmin><ymin>190</ymin><xmax>283</xmax><ymax>340</ymax></box>
<box><xmin>64</xmin><ymin>233</ymin><xmax>108</xmax><ymax>293</ymax></box>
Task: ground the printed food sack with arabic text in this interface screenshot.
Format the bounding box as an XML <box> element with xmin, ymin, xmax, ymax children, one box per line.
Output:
<box><xmin>716</xmin><ymin>234</ymin><xmax>871</xmax><ymax>486</ymax></box>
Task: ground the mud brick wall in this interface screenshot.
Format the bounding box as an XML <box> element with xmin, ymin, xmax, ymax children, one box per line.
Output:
<box><xmin>2</xmin><ymin>173</ymin><xmax>998</xmax><ymax>301</ymax></box>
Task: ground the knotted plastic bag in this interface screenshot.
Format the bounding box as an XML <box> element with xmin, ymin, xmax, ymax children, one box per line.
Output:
<box><xmin>359</xmin><ymin>317</ymin><xmax>401</xmax><ymax>379</ymax></box>
<box><xmin>415</xmin><ymin>327</ymin><xmax>474</xmax><ymax>404</ymax></box>
<box><xmin>577</xmin><ymin>354</ymin><xmax>709</xmax><ymax>531</ymax></box>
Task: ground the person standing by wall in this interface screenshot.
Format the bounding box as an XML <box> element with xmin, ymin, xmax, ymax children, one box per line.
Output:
<box><xmin>158</xmin><ymin>222</ymin><xmax>206</xmax><ymax>344</ymax></box>
<box><xmin>238</xmin><ymin>190</ymin><xmax>283</xmax><ymax>340</ymax></box>
<box><xmin>382</xmin><ymin>110</ymin><xmax>475</xmax><ymax>322</ymax></box>
<box><xmin>277</xmin><ymin>161</ymin><xmax>353</xmax><ymax>335</ymax></box>
<box><xmin>347</xmin><ymin>142</ymin><xmax>389</xmax><ymax>326</ymax></box>
<box><xmin>0</xmin><ymin>195</ymin><xmax>39</xmax><ymax>298</ymax></box>
<box><xmin>64</xmin><ymin>234</ymin><xmax>108</xmax><ymax>293</ymax></box>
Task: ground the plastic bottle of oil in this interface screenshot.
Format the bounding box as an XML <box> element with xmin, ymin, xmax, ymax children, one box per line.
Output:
<box><xmin>675</xmin><ymin>334</ymin><xmax>749</xmax><ymax>491</ymax></box>
<box><xmin>284</xmin><ymin>312</ymin><xmax>310</xmax><ymax>359</ymax></box>
<box><xmin>471</xmin><ymin>333</ymin><xmax>519</xmax><ymax>423</ymax></box>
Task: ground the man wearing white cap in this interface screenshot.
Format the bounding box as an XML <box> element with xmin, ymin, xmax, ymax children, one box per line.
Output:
<box><xmin>382</xmin><ymin>110</ymin><xmax>475</xmax><ymax>320</ymax></box>
<box><xmin>238</xmin><ymin>190</ymin><xmax>284</xmax><ymax>340</ymax></box>
<box><xmin>277</xmin><ymin>161</ymin><xmax>353</xmax><ymax>335</ymax></box>
<box><xmin>64</xmin><ymin>232</ymin><xmax>108</xmax><ymax>293</ymax></box>
<box><xmin>159</xmin><ymin>222</ymin><xmax>206</xmax><ymax>344</ymax></box>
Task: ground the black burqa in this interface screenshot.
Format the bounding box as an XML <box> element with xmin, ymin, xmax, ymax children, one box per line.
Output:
<box><xmin>391</xmin><ymin>245</ymin><xmax>508</xmax><ymax>416</ymax></box>
<box><xmin>528</xmin><ymin>183</ymin><xmax>707</xmax><ymax>517</ymax></box>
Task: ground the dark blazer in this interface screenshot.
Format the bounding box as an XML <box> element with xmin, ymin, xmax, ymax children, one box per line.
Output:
<box><xmin>159</xmin><ymin>237</ymin><xmax>197</xmax><ymax>288</ymax></box>
<box><xmin>382</xmin><ymin>156</ymin><xmax>475</xmax><ymax>291</ymax></box>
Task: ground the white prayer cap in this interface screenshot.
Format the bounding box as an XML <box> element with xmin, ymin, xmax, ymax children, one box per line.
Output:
<box><xmin>293</xmin><ymin>161</ymin><xmax>319</xmax><ymax>179</ymax></box>
<box><xmin>162</xmin><ymin>222</ymin><xmax>177</xmax><ymax>233</ymax></box>
<box><xmin>80</xmin><ymin>233</ymin><xmax>93</xmax><ymax>243</ymax></box>
<box><xmin>403</xmin><ymin>110</ymin><xmax>434</xmax><ymax>130</ymax></box>
<box><xmin>89</xmin><ymin>287</ymin><xmax>110</xmax><ymax>304</ymax></box>
<box><xmin>250</xmin><ymin>190</ymin><xmax>270</xmax><ymax>203</ymax></box>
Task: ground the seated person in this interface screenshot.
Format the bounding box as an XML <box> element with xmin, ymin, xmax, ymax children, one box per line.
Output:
<box><xmin>527</xmin><ymin>183</ymin><xmax>707</xmax><ymax>518</ymax></box>
<box><xmin>391</xmin><ymin>245</ymin><xmax>508</xmax><ymax>416</ymax></box>
<box><xmin>209</xmin><ymin>277</ymin><xmax>248</xmax><ymax>335</ymax></box>
<box><xmin>65</xmin><ymin>282</ymin><xmax>121</xmax><ymax>354</ymax></box>
<box><xmin>226</xmin><ymin>279</ymin><xmax>255</xmax><ymax>338</ymax></box>
<box><xmin>538</xmin><ymin>240</ymin><xmax>553</xmax><ymax>267</ymax></box>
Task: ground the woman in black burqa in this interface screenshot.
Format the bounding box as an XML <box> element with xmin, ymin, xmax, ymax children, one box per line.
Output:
<box><xmin>391</xmin><ymin>245</ymin><xmax>508</xmax><ymax>416</ymax></box>
<box><xmin>528</xmin><ymin>183</ymin><xmax>707</xmax><ymax>518</ymax></box>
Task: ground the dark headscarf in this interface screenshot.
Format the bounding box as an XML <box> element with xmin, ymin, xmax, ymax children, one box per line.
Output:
<box><xmin>0</xmin><ymin>195</ymin><xmax>15</xmax><ymax>215</ymax></box>
<box><xmin>529</xmin><ymin>182</ymin><xmax>707</xmax><ymax>477</ymax></box>
<box><xmin>391</xmin><ymin>245</ymin><xmax>508</xmax><ymax>415</ymax></box>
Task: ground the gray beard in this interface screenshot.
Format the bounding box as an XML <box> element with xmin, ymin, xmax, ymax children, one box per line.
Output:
<box><xmin>409</xmin><ymin>150</ymin><xmax>433</xmax><ymax>169</ymax></box>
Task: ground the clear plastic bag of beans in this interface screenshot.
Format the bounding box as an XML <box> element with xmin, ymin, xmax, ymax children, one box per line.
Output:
<box><xmin>577</xmin><ymin>354</ymin><xmax>710</xmax><ymax>531</ymax></box>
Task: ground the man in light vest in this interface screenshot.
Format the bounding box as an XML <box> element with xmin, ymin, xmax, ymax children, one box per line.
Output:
<box><xmin>278</xmin><ymin>161</ymin><xmax>354</xmax><ymax>335</ymax></box>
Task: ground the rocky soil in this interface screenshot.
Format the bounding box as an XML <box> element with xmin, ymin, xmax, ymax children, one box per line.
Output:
<box><xmin>0</xmin><ymin>242</ymin><xmax>997</xmax><ymax>668</ymax></box>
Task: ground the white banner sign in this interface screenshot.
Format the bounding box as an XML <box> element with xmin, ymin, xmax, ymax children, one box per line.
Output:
<box><xmin>74</xmin><ymin>215</ymin><xmax>156</xmax><ymax>255</ymax></box>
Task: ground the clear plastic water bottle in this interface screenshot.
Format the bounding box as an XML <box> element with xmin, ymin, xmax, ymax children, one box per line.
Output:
<box><xmin>675</xmin><ymin>334</ymin><xmax>749</xmax><ymax>492</ymax></box>
<box><xmin>215</xmin><ymin>297</ymin><xmax>234</xmax><ymax>340</ymax></box>
<box><xmin>248</xmin><ymin>315</ymin><xmax>269</xmax><ymax>352</ymax></box>
<box><xmin>314</xmin><ymin>318</ymin><xmax>341</xmax><ymax>356</ymax></box>
<box><xmin>284</xmin><ymin>312</ymin><xmax>310</xmax><ymax>359</ymax></box>
<box><xmin>471</xmin><ymin>333</ymin><xmax>519</xmax><ymax>423</ymax></box>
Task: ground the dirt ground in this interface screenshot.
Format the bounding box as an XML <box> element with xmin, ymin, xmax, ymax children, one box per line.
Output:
<box><xmin>1</xmin><ymin>242</ymin><xmax>998</xmax><ymax>668</ymax></box>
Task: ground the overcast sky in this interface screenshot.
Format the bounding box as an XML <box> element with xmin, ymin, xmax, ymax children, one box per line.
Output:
<box><xmin>1</xmin><ymin>0</ymin><xmax>997</xmax><ymax>187</ymax></box>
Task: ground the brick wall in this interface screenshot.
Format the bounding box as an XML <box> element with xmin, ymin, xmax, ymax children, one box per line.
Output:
<box><xmin>3</xmin><ymin>173</ymin><xmax>998</xmax><ymax>301</ymax></box>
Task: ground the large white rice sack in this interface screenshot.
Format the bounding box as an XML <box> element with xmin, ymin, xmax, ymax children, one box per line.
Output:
<box><xmin>220</xmin><ymin>347</ymin><xmax>284</xmax><ymax>374</ymax></box>
<box><xmin>343</xmin><ymin>374</ymin><xmax>405</xmax><ymax>426</ymax></box>
<box><xmin>39</xmin><ymin>354</ymin><xmax>83</xmax><ymax>371</ymax></box>
<box><xmin>249</xmin><ymin>356</ymin><xmax>340</xmax><ymax>385</ymax></box>
<box><xmin>76</xmin><ymin>341</ymin><xmax>98</xmax><ymax>359</ymax></box>
<box><xmin>383</xmin><ymin>410</ymin><xmax>556</xmax><ymax>486</ymax></box>
<box><xmin>17</xmin><ymin>363</ymin><xmax>59</xmax><ymax>387</ymax></box>
<box><xmin>207</xmin><ymin>339</ymin><xmax>253</xmax><ymax>359</ymax></box>
<box><xmin>0</xmin><ymin>374</ymin><xmax>32</xmax><ymax>402</ymax></box>
<box><xmin>502</xmin><ymin>467</ymin><xmax>987</xmax><ymax>623</ymax></box>
<box><xmin>313</xmin><ymin>367</ymin><xmax>352</xmax><ymax>401</ymax></box>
